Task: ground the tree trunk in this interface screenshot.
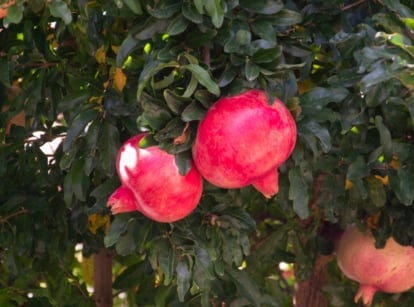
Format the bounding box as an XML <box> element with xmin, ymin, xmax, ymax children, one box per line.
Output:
<box><xmin>93</xmin><ymin>248</ymin><xmax>113</xmax><ymax>307</ymax></box>
<box><xmin>294</xmin><ymin>253</ymin><xmax>333</xmax><ymax>307</ymax></box>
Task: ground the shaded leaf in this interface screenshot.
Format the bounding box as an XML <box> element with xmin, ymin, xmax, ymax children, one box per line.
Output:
<box><xmin>176</xmin><ymin>258</ymin><xmax>191</xmax><ymax>302</ymax></box>
<box><xmin>289</xmin><ymin>167</ymin><xmax>310</xmax><ymax>219</ymax></box>
<box><xmin>367</xmin><ymin>176</ymin><xmax>386</xmax><ymax>208</ymax></box>
<box><xmin>239</xmin><ymin>0</ymin><xmax>283</xmax><ymax>14</ymax></box>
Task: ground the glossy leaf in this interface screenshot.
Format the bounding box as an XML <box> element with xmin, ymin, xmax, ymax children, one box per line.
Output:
<box><xmin>239</xmin><ymin>0</ymin><xmax>283</xmax><ymax>14</ymax></box>
<box><xmin>204</xmin><ymin>0</ymin><xmax>224</xmax><ymax>28</ymax></box>
<box><xmin>184</xmin><ymin>64</ymin><xmax>220</xmax><ymax>96</ymax></box>
<box><xmin>49</xmin><ymin>0</ymin><xmax>72</xmax><ymax>25</ymax></box>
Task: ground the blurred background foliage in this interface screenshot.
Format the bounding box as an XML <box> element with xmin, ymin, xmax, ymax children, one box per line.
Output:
<box><xmin>1</xmin><ymin>0</ymin><xmax>414</xmax><ymax>306</ymax></box>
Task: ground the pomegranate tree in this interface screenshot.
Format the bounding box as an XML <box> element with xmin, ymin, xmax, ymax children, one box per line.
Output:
<box><xmin>336</xmin><ymin>225</ymin><xmax>414</xmax><ymax>306</ymax></box>
<box><xmin>108</xmin><ymin>134</ymin><xmax>203</xmax><ymax>223</ymax></box>
<box><xmin>192</xmin><ymin>89</ymin><xmax>297</xmax><ymax>198</ymax></box>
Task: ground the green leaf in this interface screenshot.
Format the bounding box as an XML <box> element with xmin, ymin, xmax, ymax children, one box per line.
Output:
<box><xmin>239</xmin><ymin>0</ymin><xmax>283</xmax><ymax>14</ymax></box>
<box><xmin>0</xmin><ymin>59</ymin><xmax>12</xmax><ymax>87</ymax></box>
<box><xmin>138</xmin><ymin>93</ymin><xmax>173</xmax><ymax>130</ymax></box>
<box><xmin>49</xmin><ymin>0</ymin><xmax>72</xmax><ymax>25</ymax></box>
<box><xmin>134</xmin><ymin>18</ymin><xmax>169</xmax><ymax>40</ymax></box>
<box><xmin>194</xmin><ymin>0</ymin><xmax>204</xmax><ymax>14</ymax></box>
<box><xmin>300</xmin><ymin>87</ymin><xmax>349</xmax><ymax>106</ymax></box>
<box><xmin>184</xmin><ymin>64</ymin><xmax>220</xmax><ymax>96</ymax></box>
<box><xmin>63</xmin><ymin>108</ymin><xmax>99</xmax><ymax>152</ymax></box>
<box><xmin>146</xmin><ymin>1</ymin><xmax>182</xmax><ymax>19</ymax></box>
<box><xmin>185</xmin><ymin>29</ymin><xmax>218</xmax><ymax>48</ymax></box>
<box><xmin>288</xmin><ymin>167</ymin><xmax>310</xmax><ymax>219</ymax></box>
<box><xmin>4</xmin><ymin>4</ymin><xmax>23</xmax><ymax>24</ymax></box>
<box><xmin>235</xmin><ymin>29</ymin><xmax>252</xmax><ymax>46</ymax></box>
<box><xmin>176</xmin><ymin>258</ymin><xmax>191</xmax><ymax>302</ymax></box>
<box><xmin>175</xmin><ymin>151</ymin><xmax>192</xmax><ymax>175</ymax></box>
<box><xmin>181</xmin><ymin>101</ymin><xmax>206</xmax><ymax>122</ymax></box>
<box><xmin>272</xmin><ymin>9</ymin><xmax>303</xmax><ymax>27</ymax></box>
<box><xmin>164</xmin><ymin>89</ymin><xmax>191</xmax><ymax>114</ymax></box>
<box><xmin>251</xmin><ymin>20</ymin><xmax>277</xmax><ymax>44</ymax></box>
<box><xmin>156</xmin><ymin>242</ymin><xmax>176</xmax><ymax>286</ymax></box>
<box><xmin>115</xmin><ymin>219</ymin><xmax>142</xmax><ymax>256</ymax></box>
<box><xmin>167</xmin><ymin>15</ymin><xmax>189</xmax><ymax>36</ymax></box>
<box><xmin>68</xmin><ymin>158</ymin><xmax>89</xmax><ymax>201</ymax></box>
<box><xmin>98</xmin><ymin>121</ymin><xmax>120</xmax><ymax>177</ymax></box>
<box><xmin>367</xmin><ymin>176</ymin><xmax>386</xmax><ymax>208</ymax></box>
<box><xmin>390</xmin><ymin>168</ymin><xmax>414</xmax><ymax>206</ymax></box>
<box><xmin>302</xmin><ymin>120</ymin><xmax>331</xmax><ymax>153</ymax></box>
<box><xmin>252</xmin><ymin>47</ymin><xmax>282</xmax><ymax>63</ymax></box>
<box><xmin>225</xmin><ymin>265</ymin><xmax>277</xmax><ymax>307</ymax></box>
<box><xmin>375</xmin><ymin>116</ymin><xmax>393</xmax><ymax>161</ymax></box>
<box><xmin>347</xmin><ymin>156</ymin><xmax>370</xmax><ymax>182</ymax></box>
<box><xmin>182</xmin><ymin>3</ymin><xmax>203</xmax><ymax>24</ymax></box>
<box><xmin>137</xmin><ymin>60</ymin><xmax>178</xmax><ymax>98</ymax></box>
<box><xmin>245</xmin><ymin>60</ymin><xmax>260</xmax><ymax>81</ymax></box>
<box><xmin>57</xmin><ymin>91</ymin><xmax>90</xmax><ymax>113</ymax></box>
<box><xmin>116</xmin><ymin>35</ymin><xmax>140</xmax><ymax>67</ymax></box>
<box><xmin>113</xmin><ymin>263</ymin><xmax>145</xmax><ymax>289</ymax></box>
<box><xmin>204</xmin><ymin>0</ymin><xmax>224</xmax><ymax>28</ymax></box>
<box><xmin>361</xmin><ymin>65</ymin><xmax>401</xmax><ymax>93</ymax></box>
<box><xmin>123</xmin><ymin>0</ymin><xmax>142</xmax><ymax>15</ymax></box>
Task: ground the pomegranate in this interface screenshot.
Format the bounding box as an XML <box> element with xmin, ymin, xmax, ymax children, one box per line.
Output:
<box><xmin>192</xmin><ymin>89</ymin><xmax>296</xmax><ymax>198</ymax></box>
<box><xmin>107</xmin><ymin>134</ymin><xmax>203</xmax><ymax>223</ymax></box>
<box><xmin>336</xmin><ymin>225</ymin><xmax>414</xmax><ymax>306</ymax></box>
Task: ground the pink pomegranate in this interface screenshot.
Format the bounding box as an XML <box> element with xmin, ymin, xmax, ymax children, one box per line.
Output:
<box><xmin>192</xmin><ymin>89</ymin><xmax>296</xmax><ymax>198</ymax></box>
<box><xmin>107</xmin><ymin>134</ymin><xmax>203</xmax><ymax>223</ymax></box>
<box><xmin>336</xmin><ymin>225</ymin><xmax>414</xmax><ymax>306</ymax></box>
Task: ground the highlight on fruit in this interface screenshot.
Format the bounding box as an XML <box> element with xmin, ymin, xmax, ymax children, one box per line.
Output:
<box><xmin>192</xmin><ymin>89</ymin><xmax>297</xmax><ymax>198</ymax></box>
<box><xmin>107</xmin><ymin>133</ymin><xmax>203</xmax><ymax>223</ymax></box>
<box><xmin>335</xmin><ymin>225</ymin><xmax>414</xmax><ymax>306</ymax></box>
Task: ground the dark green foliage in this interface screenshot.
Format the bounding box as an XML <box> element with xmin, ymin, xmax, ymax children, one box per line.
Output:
<box><xmin>2</xmin><ymin>0</ymin><xmax>414</xmax><ymax>306</ymax></box>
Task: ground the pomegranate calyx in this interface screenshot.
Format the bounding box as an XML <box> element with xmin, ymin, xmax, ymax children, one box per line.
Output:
<box><xmin>107</xmin><ymin>186</ymin><xmax>139</xmax><ymax>214</ymax></box>
<box><xmin>251</xmin><ymin>168</ymin><xmax>279</xmax><ymax>198</ymax></box>
<box><xmin>354</xmin><ymin>284</ymin><xmax>377</xmax><ymax>307</ymax></box>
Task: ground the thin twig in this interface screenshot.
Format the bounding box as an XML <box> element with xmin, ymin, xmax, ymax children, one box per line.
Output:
<box><xmin>341</xmin><ymin>0</ymin><xmax>368</xmax><ymax>11</ymax></box>
<box><xmin>0</xmin><ymin>208</ymin><xmax>28</xmax><ymax>223</ymax></box>
<box><xmin>59</xmin><ymin>261</ymin><xmax>90</xmax><ymax>298</ymax></box>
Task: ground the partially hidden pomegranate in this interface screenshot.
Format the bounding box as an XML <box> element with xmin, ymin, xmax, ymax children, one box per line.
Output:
<box><xmin>107</xmin><ymin>134</ymin><xmax>203</xmax><ymax>223</ymax></box>
<box><xmin>192</xmin><ymin>89</ymin><xmax>296</xmax><ymax>198</ymax></box>
<box><xmin>336</xmin><ymin>225</ymin><xmax>414</xmax><ymax>306</ymax></box>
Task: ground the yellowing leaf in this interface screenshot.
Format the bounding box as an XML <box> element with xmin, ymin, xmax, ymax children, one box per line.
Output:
<box><xmin>345</xmin><ymin>178</ymin><xmax>354</xmax><ymax>190</ymax></box>
<box><xmin>367</xmin><ymin>212</ymin><xmax>381</xmax><ymax>230</ymax></box>
<box><xmin>88</xmin><ymin>213</ymin><xmax>110</xmax><ymax>234</ymax></box>
<box><xmin>81</xmin><ymin>256</ymin><xmax>94</xmax><ymax>285</ymax></box>
<box><xmin>113</xmin><ymin>67</ymin><xmax>127</xmax><ymax>92</ymax></box>
<box><xmin>374</xmin><ymin>174</ymin><xmax>389</xmax><ymax>186</ymax></box>
<box><xmin>95</xmin><ymin>46</ymin><xmax>106</xmax><ymax>64</ymax></box>
<box><xmin>298</xmin><ymin>78</ymin><xmax>315</xmax><ymax>95</ymax></box>
<box><xmin>111</xmin><ymin>45</ymin><xmax>120</xmax><ymax>54</ymax></box>
<box><xmin>390</xmin><ymin>155</ymin><xmax>400</xmax><ymax>170</ymax></box>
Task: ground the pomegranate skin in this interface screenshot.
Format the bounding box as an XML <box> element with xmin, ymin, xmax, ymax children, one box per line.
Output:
<box><xmin>336</xmin><ymin>225</ymin><xmax>414</xmax><ymax>306</ymax></box>
<box><xmin>108</xmin><ymin>134</ymin><xmax>203</xmax><ymax>223</ymax></box>
<box><xmin>192</xmin><ymin>89</ymin><xmax>296</xmax><ymax>198</ymax></box>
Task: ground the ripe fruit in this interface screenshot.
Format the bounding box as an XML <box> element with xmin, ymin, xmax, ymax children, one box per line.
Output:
<box><xmin>192</xmin><ymin>89</ymin><xmax>296</xmax><ymax>198</ymax></box>
<box><xmin>336</xmin><ymin>225</ymin><xmax>414</xmax><ymax>306</ymax></box>
<box><xmin>108</xmin><ymin>134</ymin><xmax>203</xmax><ymax>223</ymax></box>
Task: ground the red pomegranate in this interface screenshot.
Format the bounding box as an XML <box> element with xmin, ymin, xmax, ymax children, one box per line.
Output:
<box><xmin>192</xmin><ymin>89</ymin><xmax>296</xmax><ymax>198</ymax></box>
<box><xmin>107</xmin><ymin>134</ymin><xmax>203</xmax><ymax>223</ymax></box>
<box><xmin>336</xmin><ymin>225</ymin><xmax>414</xmax><ymax>306</ymax></box>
